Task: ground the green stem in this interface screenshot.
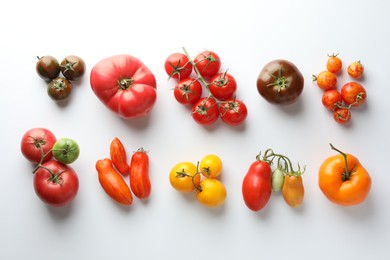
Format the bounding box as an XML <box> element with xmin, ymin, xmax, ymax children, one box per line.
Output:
<box><xmin>329</xmin><ymin>143</ymin><xmax>351</xmax><ymax>181</ymax></box>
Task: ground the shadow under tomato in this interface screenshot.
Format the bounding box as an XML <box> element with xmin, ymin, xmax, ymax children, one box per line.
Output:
<box><xmin>119</xmin><ymin>111</ymin><xmax>154</xmax><ymax>131</ymax></box>
<box><xmin>276</xmin><ymin>95</ymin><xmax>305</xmax><ymax>116</ymax></box>
<box><xmin>45</xmin><ymin>201</ymin><xmax>76</xmax><ymax>220</ymax></box>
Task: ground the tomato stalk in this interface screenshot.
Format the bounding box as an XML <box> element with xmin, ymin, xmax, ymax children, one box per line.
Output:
<box><xmin>175</xmin><ymin>162</ymin><xmax>203</xmax><ymax>192</ymax></box>
<box><xmin>118</xmin><ymin>78</ymin><xmax>134</xmax><ymax>90</ymax></box>
<box><xmin>267</xmin><ymin>69</ymin><xmax>288</xmax><ymax>92</ymax></box>
<box><xmin>258</xmin><ymin>149</ymin><xmax>305</xmax><ymax>176</ymax></box>
<box><xmin>329</xmin><ymin>143</ymin><xmax>353</xmax><ymax>181</ymax></box>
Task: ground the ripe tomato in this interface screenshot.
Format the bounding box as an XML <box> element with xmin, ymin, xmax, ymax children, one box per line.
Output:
<box><xmin>257</xmin><ymin>59</ymin><xmax>304</xmax><ymax>105</ymax></box>
<box><xmin>192</xmin><ymin>97</ymin><xmax>219</xmax><ymax>126</ymax></box>
<box><xmin>219</xmin><ymin>99</ymin><xmax>248</xmax><ymax>126</ymax></box>
<box><xmin>322</xmin><ymin>90</ymin><xmax>343</xmax><ymax>110</ymax></box>
<box><xmin>169</xmin><ymin>162</ymin><xmax>200</xmax><ymax>193</ymax></box>
<box><xmin>173</xmin><ymin>78</ymin><xmax>202</xmax><ymax>105</ymax></box>
<box><xmin>242</xmin><ymin>160</ymin><xmax>272</xmax><ymax>211</ymax></box>
<box><xmin>34</xmin><ymin>160</ymin><xmax>79</xmax><ymax>207</ymax></box>
<box><xmin>313</xmin><ymin>71</ymin><xmax>337</xmax><ymax>91</ymax></box>
<box><xmin>36</xmin><ymin>55</ymin><xmax>60</xmax><ymax>80</ymax></box>
<box><xmin>318</xmin><ymin>144</ymin><xmax>371</xmax><ymax>206</ymax></box>
<box><xmin>129</xmin><ymin>148</ymin><xmax>151</xmax><ymax>199</ymax></box>
<box><xmin>282</xmin><ymin>175</ymin><xmax>304</xmax><ymax>208</ymax></box>
<box><xmin>341</xmin><ymin>82</ymin><xmax>367</xmax><ymax>107</ymax></box>
<box><xmin>333</xmin><ymin>107</ymin><xmax>351</xmax><ymax>124</ymax></box>
<box><xmin>194</xmin><ymin>51</ymin><xmax>221</xmax><ymax>78</ymax></box>
<box><xmin>60</xmin><ymin>55</ymin><xmax>86</xmax><ymax>81</ymax></box>
<box><xmin>90</xmin><ymin>54</ymin><xmax>157</xmax><ymax>119</ymax></box>
<box><xmin>326</xmin><ymin>54</ymin><xmax>342</xmax><ymax>73</ymax></box>
<box><xmin>164</xmin><ymin>53</ymin><xmax>193</xmax><ymax>80</ymax></box>
<box><xmin>96</xmin><ymin>158</ymin><xmax>133</xmax><ymax>206</ymax></box>
<box><xmin>110</xmin><ymin>137</ymin><xmax>129</xmax><ymax>175</ymax></box>
<box><xmin>47</xmin><ymin>77</ymin><xmax>72</xmax><ymax>101</ymax></box>
<box><xmin>199</xmin><ymin>154</ymin><xmax>223</xmax><ymax>178</ymax></box>
<box><xmin>196</xmin><ymin>178</ymin><xmax>227</xmax><ymax>208</ymax></box>
<box><xmin>52</xmin><ymin>138</ymin><xmax>80</xmax><ymax>164</ymax></box>
<box><xmin>21</xmin><ymin>128</ymin><xmax>56</xmax><ymax>164</ymax></box>
<box><xmin>348</xmin><ymin>61</ymin><xmax>364</xmax><ymax>79</ymax></box>
<box><xmin>209</xmin><ymin>72</ymin><xmax>237</xmax><ymax>100</ymax></box>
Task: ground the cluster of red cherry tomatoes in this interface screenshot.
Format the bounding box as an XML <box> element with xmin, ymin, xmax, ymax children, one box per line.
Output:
<box><xmin>164</xmin><ymin>48</ymin><xmax>248</xmax><ymax>126</ymax></box>
<box><xmin>313</xmin><ymin>54</ymin><xmax>367</xmax><ymax>124</ymax></box>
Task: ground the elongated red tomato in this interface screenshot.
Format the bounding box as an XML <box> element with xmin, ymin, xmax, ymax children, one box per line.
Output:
<box><xmin>90</xmin><ymin>54</ymin><xmax>157</xmax><ymax>119</ymax></box>
<box><xmin>129</xmin><ymin>148</ymin><xmax>151</xmax><ymax>199</ymax></box>
<box><xmin>110</xmin><ymin>137</ymin><xmax>129</xmax><ymax>175</ymax></box>
<box><xmin>242</xmin><ymin>161</ymin><xmax>272</xmax><ymax>211</ymax></box>
<box><xmin>96</xmin><ymin>158</ymin><xmax>133</xmax><ymax>206</ymax></box>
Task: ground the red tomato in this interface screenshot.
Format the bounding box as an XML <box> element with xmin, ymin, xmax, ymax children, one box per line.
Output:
<box><xmin>209</xmin><ymin>72</ymin><xmax>237</xmax><ymax>100</ymax></box>
<box><xmin>321</xmin><ymin>90</ymin><xmax>343</xmax><ymax>110</ymax></box>
<box><xmin>164</xmin><ymin>53</ymin><xmax>193</xmax><ymax>80</ymax></box>
<box><xmin>20</xmin><ymin>128</ymin><xmax>57</xmax><ymax>164</ymax></box>
<box><xmin>173</xmin><ymin>78</ymin><xmax>202</xmax><ymax>105</ymax></box>
<box><xmin>194</xmin><ymin>51</ymin><xmax>221</xmax><ymax>78</ymax></box>
<box><xmin>341</xmin><ymin>82</ymin><xmax>367</xmax><ymax>107</ymax></box>
<box><xmin>219</xmin><ymin>99</ymin><xmax>248</xmax><ymax>126</ymax></box>
<box><xmin>90</xmin><ymin>54</ymin><xmax>157</xmax><ymax>119</ymax></box>
<box><xmin>192</xmin><ymin>97</ymin><xmax>219</xmax><ymax>125</ymax></box>
<box><xmin>333</xmin><ymin>107</ymin><xmax>351</xmax><ymax>124</ymax></box>
<box><xmin>242</xmin><ymin>160</ymin><xmax>272</xmax><ymax>211</ymax></box>
<box><xmin>129</xmin><ymin>148</ymin><xmax>151</xmax><ymax>199</ymax></box>
<box><xmin>33</xmin><ymin>160</ymin><xmax>79</xmax><ymax>207</ymax></box>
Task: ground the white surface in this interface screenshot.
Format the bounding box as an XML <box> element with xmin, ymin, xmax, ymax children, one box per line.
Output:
<box><xmin>1</xmin><ymin>0</ymin><xmax>389</xmax><ymax>259</ymax></box>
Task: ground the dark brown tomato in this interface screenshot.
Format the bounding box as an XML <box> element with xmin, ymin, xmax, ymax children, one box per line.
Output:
<box><xmin>47</xmin><ymin>77</ymin><xmax>72</xmax><ymax>101</ymax></box>
<box><xmin>60</xmin><ymin>55</ymin><xmax>86</xmax><ymax>81</ymax></box>
<box><xmin>257</xmin><ymin>60</ymin><xmax>304</xmax><ymax>105</ymax></box>
<box><xmin>36</xmin><ymin>56</ymin><xmax>60</xmax><ymax>80</ymax></box>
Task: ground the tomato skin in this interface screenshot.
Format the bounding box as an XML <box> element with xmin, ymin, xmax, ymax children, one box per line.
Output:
<box><xmin>322</xmin><ymin>90</ymin><xmax>343</xmax><ymax>110</ymax></box>
<box><xmin>164</xmin><ymin>53</ymin><xmax>193</xmax><ymax>80</ymax></box>
<box><xmin>196</xmin><ymin>179</ymin><xmax>227</xmax><ymax>208</ymax></box>
<box><xmin>173</xmin><ymin>78</ymin><xmax>202</xmax><ymax>105</ymax></box>
<box><xmin>21</xmin><ymin>128</ymin><xmax>56</xmax><ymax>164</ymax></box>
<box><xmin>282</xmin><ymin>175</ymin><xmax>304</xmax><ymax>208</ymax></box>
<box><xmin>313</xmin><ymin>71</ymin><xmax>337</xmax><ymax>91</ymax></box>
<box><xmin>96</xmin><ymin>158</ymin><xmax>133</xmax><ymax>206</ymax></box>
<box><xmin>209</xmin><ymin>72</ymin><xmax>237</xmax><ymax>100</ymax></box>
<box><xmin>191</xmin><ymin>97</ymin><xmax>219</xmax><ymax>125</ymax></box>
<box><xmin>110</xmin><ymin>137</ymin><xmax>129</xmax><ymax>175</ymax></box>
<box><xmin>90</xmin><ymin>54</ymin><xmax>157</xmax><ymax>119</ymax></box>
<box><xmin>319</xmin><ymin>153</ymin><xmax>371</xmax><ymax>206</ymax></box>
<box><xmin>219</xmin><ymin>99</ymin><xmax>248</xmax><ymax>126</ymax></box>
<box><xmin>257</xmin><ymin>60</ymin><xmax>304</xmax><ymax>105</ymax></box>
<box><xmin>242</xmin><ymin>161</ymin><xmax>272</xmax><ymax>211</ymax></box>
<box><xmin>341</xmin><ymin>82</ymin><xmax>367</xmax><ymax>107</ymax></box>
<box><xmin>129</xmin><ymin>148</ymin><xmax>151</xmax><ymax>199</ymax></box>
<box><xmin>47</xmin><ymin>77</ymin><xmax>72</xmax><ymax>101</ymax></box>
<box><xmin>60</xmin><ymin>55</ymin><xmax>86</xmax><ymax>81</ymax></box>
<box><xmin>194</xmin><ymin>51</ymin><xmax>221</xmax><ymax>78</ymax></box>
<box><xmin>36</xmin><ymin>55</ymin><xmax>60</xmax><ymax>80</ymax></box>
<box><xmin>348</xmin><ymin>61</ymin><xmax>364</xmax><ymax>79</ymax></box>
<box><xmin>34</xmin><ymin>160</ymin><xmax>79</xmax><ymax>207</ymax></box>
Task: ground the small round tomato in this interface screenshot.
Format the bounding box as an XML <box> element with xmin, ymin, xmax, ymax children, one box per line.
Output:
<box><xmin>60</xmin><ymin>55</ymin><xmax>86</xmax><ymax>81</ymax></box>
<box><xmin>209</xmin><ymin>72</ymin><xmax>237</xmax><ymax>100</ymax></box>
<box><xmin>219</xmin><ymin>99</ymin><xmax>248</xmax><ymax>126</ymax></box>
<box><xmin>200</xmin><ymin>154</ymin><xmax>223</xmax><ymax>178</ymax></box>
<box><xmin>194</xmin><ymin>51</ymin><xmax>221</xmax><ymax>78</ymax></box>
<box><xmin>36</xmin><ymin>55</ymin><xmax>60</xmax><ymax>80</ymax></box>
<box><xmin>341</xmin><ymin>82</ymin><xmax>367</xmax><ymax>107</ymax></box>
<box><xmin>47</xmin><ymin>77</ymin><xmax>72</xmax><ymax>101</ymax></box>
<box><xmin>21</xmin><ymin>128</ymin><xmax>57</xmax><ymax>164</ymax></box>
<box><xmin>313</xmin><ymin>71</ymin><xmax>337</xmax><ymax>91</ymax></box>
<box><xmin>326</xmin><ymin>53</ymin><xmax>342</xmax><ymax>73</ymax></box>
<box><xmin>348</xmin><ymin>61</ymin><xmax>364</xmax><ymax>79</ymax></box>
<box><xmin>322</xmin><ymin>90</ymin><xmax>343</xmax><ymax>110</ymax></box>
<box><xmin>333</xmin><ymin>107</ymin><xmax>351</xmax><ymax>124</ymax></box>
<box><xmin>169</xmin><ymin>162</ymin><xmax>200</xmax><ymax>193</ymax></box>
<box><xmin>164</xmin><ymin>53</ymin><xmax>193</xmax><ymax>80</ymax></box>
<box><xmin>196</xmin><ymin>178</ymin><xmax>227</xmax><ymax>208</ymax></box>
<box><xmin>257</xmin><ymin>59</ymin><xmax>304</xmax><ymax>105</ymax></box>
<box><xmin>34</xmin><ymin>160</ymin><xmax>79</xmax><ymax>207</ymax></box>
<box><xmin>192</xmin><ymin>97</ymin><xmax>219</xmax><ymax>126</ymax></box>
<box><xmin>173</xmin><ymin>78</ymin><xmax>202</xmax><ymax>105</ymax></box>
<box><xmin>52</xmin><ymin>138</ymin><xmax>80</xmax><ymax>164</ymax></box>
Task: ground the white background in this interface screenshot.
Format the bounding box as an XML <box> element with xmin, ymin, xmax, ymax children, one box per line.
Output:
<box><xmin>1</xmin><ymin>0</ymin><xmax>389</xmax><ymax>259</ymax></box>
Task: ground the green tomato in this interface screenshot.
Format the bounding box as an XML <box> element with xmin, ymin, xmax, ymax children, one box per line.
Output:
<box><xmin>272</xmin><ymin>168</ymin><xmax>285</xmax><ymax>192</ymax></box>
<box><xmin>52</xmin><ymin>138</ymin><xmax>80</xmax><ymax>164</ymax></box>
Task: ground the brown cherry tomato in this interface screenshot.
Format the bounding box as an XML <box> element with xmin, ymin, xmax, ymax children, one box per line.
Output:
<box><xmin>129</xmin><ymin>148</ymin><xmax>151</xmax><ymax>199</ymax></box>
<box><xmin>96</xmin><ymin>158</ymin><xmax>133</xmax><ymax>206</ymax></box>
<box><xmin>110</xmin><ymin>137</ymin><xmax>129</xmax><ymax>175</ymax></box>
<box><xmin>313</xmin><ymin>71</ymin><xmax>337</xmax><ymax>91</ymax></box>
<box><xmin>282</xmin><ymin>174</ymin><xmax>304</xmax><ymax>208</ymax></box>
<box><xmin>326</xmin><ymin>54</ymin><xmax>342</xmax><ymax>73</ymax></box>
<box><xmin>60</xmin><ymin>55</ymin><xmax>86</xmax><ymax>81</ymax></box>
<box><xmin>47</xmin><ymin>77</ymin><xmax>72</xmax><ymax>101</ymax></box>
<box><xmin>347</xmin><ymin>61</ymin><xmax>364</xmax><ymax>79</ymax></box>
<box><xmin>36</xmin><ymin>55</ymin><xmax>60</xmax><ymax>80</ymax></box>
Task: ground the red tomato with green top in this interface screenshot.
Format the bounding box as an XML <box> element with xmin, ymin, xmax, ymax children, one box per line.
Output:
<box><xmin>209</xmin><ymin>72</ymin><xmax>237</xmax><ymax>100</ymax></box>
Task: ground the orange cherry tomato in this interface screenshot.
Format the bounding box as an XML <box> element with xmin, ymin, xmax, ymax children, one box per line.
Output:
<box><xmin>282</xmin><ymin>175</ymin><xmax>304</xmax><ymax>208</ymax></box>
<box><xmin>347</xmin><ymin>61</ymin><xmax>364</xmax><ymax>79</ymax></box>
<box><xmin>313</xmin><ymin>71</ymin><xmax>337</xmax><ymax>91</ymax></box>
<box><xmin>318</xmin><ymin>144</ymin><xmax>371</xmax><ymax>206</ymax></box>
<box><xmin>326</xmin><ymin>53</ymin><xmax>342</xmax><ymax>73</ymax></box>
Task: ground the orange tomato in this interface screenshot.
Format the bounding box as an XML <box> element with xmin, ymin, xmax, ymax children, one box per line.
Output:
<box><xmin>196</xmin><ymin>178</ymin><xmax>227</xmax><ymax>208</ymax></box>
<box><xmin>110</xmin><ymin>137</ymin><xmax>129</xmax><ymax>175</ymax></box>
<box><xmin>313</xmin><ymin>71</ymin><xmax>337</xmax><ymax>91</ymax></box>
<box><xmin>318</xmin><ymin>145</ymin><xmax>371</xmax><ymax>206</ymax></box>
<box><xmin>282</xmin><ymin>175</ymin><xmax>304</xmax><ymax>208</ymax></box>
<box><xmin>169</xmin><ymin>162</ymin><xmax>200</xmax><ymax>192</ymax></box>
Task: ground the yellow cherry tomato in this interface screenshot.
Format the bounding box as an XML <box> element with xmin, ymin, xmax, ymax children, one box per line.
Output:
<box><xmin>196</xmin><ymin>178</ymin><xmax>227</xmax><ymax>207</ymax></box>
<box><xmin>169</xmin><ymin>162</ymin><xmax>200</xmax><ymax>192</ymax></box>
<box><xmin>199</xmin><ymin>154</ymin><xmax>223</xmax><ymax>178</ymax></box>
